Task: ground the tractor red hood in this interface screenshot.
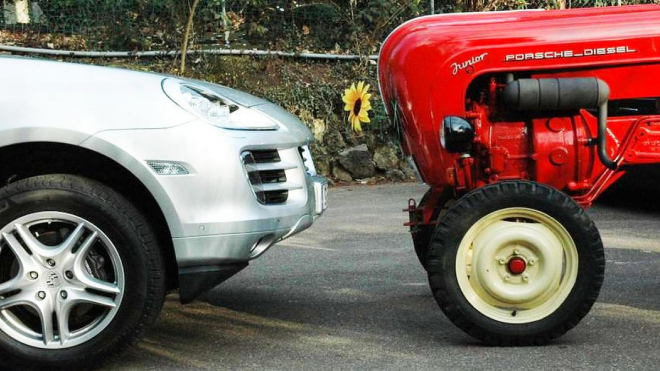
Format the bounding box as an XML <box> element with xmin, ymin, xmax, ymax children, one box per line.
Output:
<box><xmin>378</xmin><ymin>5</ymin><xmax>660</xmax><ymax>182</ymax></box>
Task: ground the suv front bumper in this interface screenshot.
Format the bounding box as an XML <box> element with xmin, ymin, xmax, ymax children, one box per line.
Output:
<box><xmin>173</xmin><ymin>172</ymin><xmax>327</xmax><ymax>266</ymax></box>
<box><xmin>176</xmin><ymin>172</ymin><xmax>326</xmax><ymax>303</ymax></box>
<box><xmin>87</xmin><ymin>118</ymin><xmax>328</xmax><ymax>302</ymax></box>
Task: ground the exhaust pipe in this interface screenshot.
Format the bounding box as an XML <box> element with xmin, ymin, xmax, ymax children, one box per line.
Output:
<box><xmin>503</xmin><ymin>77</ymin><xmax>616</xmax><ymax>170</ymax></box>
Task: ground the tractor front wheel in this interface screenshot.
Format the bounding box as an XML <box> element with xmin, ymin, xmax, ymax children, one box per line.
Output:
<box><xmin>427</xmin><ymin>181</ymin><xmax>605</xmax><ymax>345</ymax></box>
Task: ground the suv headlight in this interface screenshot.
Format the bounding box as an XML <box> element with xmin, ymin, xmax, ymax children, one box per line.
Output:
<box><xmin>162</xmin><ymin>78</ymin><xmax>279</xmax><ymax>130</ymax></box>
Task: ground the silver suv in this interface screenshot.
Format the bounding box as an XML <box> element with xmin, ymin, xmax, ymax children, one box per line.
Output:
<box><xmin>0</xmin><ymin>56</ymin><xmax>327</xmax><ymax>370</ymax></box>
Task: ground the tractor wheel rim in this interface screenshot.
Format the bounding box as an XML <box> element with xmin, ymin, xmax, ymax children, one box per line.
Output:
<box><xmin>0</xmin><ymin>212</ymin><xmax>124</xmax><ymax>349</ymax></box>
<box><xmin>456</xmin><ymin>207</ymin><xmax>578</xmax><ymax>324</ymax></box>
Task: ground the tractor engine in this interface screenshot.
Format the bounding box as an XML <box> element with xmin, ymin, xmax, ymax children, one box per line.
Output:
<box><xmin>460</xmin><ymin>76</ymin><xmax>613</xmax><ymax>199</ymax></box>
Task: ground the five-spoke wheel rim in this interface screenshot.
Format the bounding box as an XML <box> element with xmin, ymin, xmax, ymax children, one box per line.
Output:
<box><xmin>0</xmin><ymin>212</ymin><xmax>124</xmax><ymax>349</ymax></box>
<box><xmin>456</xmin><ymin>207</ymin><xmax>578</xmax><ymax>324</ymax></box>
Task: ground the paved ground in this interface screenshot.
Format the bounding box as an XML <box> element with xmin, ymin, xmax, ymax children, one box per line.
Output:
<box><xmin>102</xmin><ymin>180</ymin><xmax>660</xmax><ymax>371</ymax></box>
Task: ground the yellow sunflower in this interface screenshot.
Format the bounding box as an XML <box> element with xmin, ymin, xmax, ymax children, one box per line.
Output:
<box><xmin>342</xmin><ymin>81</ymin><xmax>372</xmax><ymax>132</ymax></box>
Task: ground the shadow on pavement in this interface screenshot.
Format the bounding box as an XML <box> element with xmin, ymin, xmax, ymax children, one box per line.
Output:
<box><xmin>597</xmin><ymin>165</ymin><xmax>660</xmax><ymax>213</ymax></box>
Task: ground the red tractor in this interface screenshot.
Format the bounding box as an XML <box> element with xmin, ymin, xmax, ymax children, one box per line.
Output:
<box><xmin>378</xmin><ymin>5</ymin><xmax>660</xmax><ymax>344</ymax></box>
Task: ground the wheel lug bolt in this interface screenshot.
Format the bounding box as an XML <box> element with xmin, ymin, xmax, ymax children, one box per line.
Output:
<box><xmin>497</xmin><ymin>257</ymin><xmax>506</xmax><ymax>265</ymax></box>
<box><xmin>65</xmin><ymin>271</ymin><xmax>74</xmax><ymax>279</ymax></box>
<box><xmin>60</xmin><ymin>291</ymin><xmax>68</xmax><ymax>300</ymax></box>
<box><xmin>504</xmin><ymin>275</ymin><xmax>510</xmax><ymax>281</ymax></box>
<box><xmin>29</xmin><ymin>271</ymin><xmax>38</xmax><ymax>280</ymax></box>
<box><xmin>46</xmin><ymin>259</ymin><xmax>56</xmax><ymax>267</ymax></box>
<box><xmin>514</xmin><ymin>249</ymin><xmax>520</xmax><ymax>255</ymax></box>
<box><xmin>37</xmin><ymin>291</ymin><xmax>46</xmax><ymax>300</ymax></box>
<box><xmin>523</xmin><ymin>274</ymin><xmax>529</xmax><ymax>282</ymax></box>
<box><xmin>529</xmin><ymin>259</ymin><xmax>535</xmax><ymax>266</ymax></box>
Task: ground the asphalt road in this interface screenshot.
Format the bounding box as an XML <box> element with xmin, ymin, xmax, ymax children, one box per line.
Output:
<box><xmin>102</xmin><ymin>180</ymin><xmax>660</xmax><ymax>371</ymax></box>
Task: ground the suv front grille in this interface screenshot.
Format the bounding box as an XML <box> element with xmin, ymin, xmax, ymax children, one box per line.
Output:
<box><xmin>264</xmin><ymin>190</ymin><xmax>288</xmax><ymax>204</ymax></box>
<box><xmin>259</xmin><ymin>169</ymin><xmax>287</xmax><ymax>184</ymax></box>
<box><xmin>241</xmin><ymin>149</ymin><xmax>303</xmax><ymax>205</ymax></box>
<box><xmin>251</xmin><ymin>150</ymin><xmax>281</xmax><ymax>163</ymax></box>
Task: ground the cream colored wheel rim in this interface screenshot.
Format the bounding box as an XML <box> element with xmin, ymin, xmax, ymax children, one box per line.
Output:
<box><xmin>456</xmin><ymin>207</ymin><xmax>578</xmax><ymax>324</ymax></box>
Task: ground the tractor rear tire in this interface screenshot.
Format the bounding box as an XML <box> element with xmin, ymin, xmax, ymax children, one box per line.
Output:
<box><xmin>427</xmin><ymin>181</ymin><xmax>605</xmax><ymax>345</ymax></box>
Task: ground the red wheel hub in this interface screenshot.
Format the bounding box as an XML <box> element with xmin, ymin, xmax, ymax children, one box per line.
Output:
<box><xmin>507</xmin><ymin>257</ymin><xmax>527</xmax><ymax>275</ymax></box>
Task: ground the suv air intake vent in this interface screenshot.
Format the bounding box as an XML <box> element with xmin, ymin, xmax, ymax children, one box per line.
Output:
<box><xmin>241</xmin><ymin>149</ymin><xmax>303</xmax><ymax>205</ymax></box>
<box><xmin>251</xmin><ymin>150</ymin><xmax>281</xmax><ymax>163</ymax></box>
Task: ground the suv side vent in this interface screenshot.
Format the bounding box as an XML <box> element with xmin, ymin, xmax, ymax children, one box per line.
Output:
<box><xmin>241</xmin><ymin>149</ymin><xmax>302</xmax><ymax>205</ymax></box>
<box><xmin>298</xmin><ymin>146</ymin><xmax>317</xmax><ymax>175</ymax></box>
<box><xmin>298</xmin><ymin>147</ymin><xmax>310</xmax><ymax>173</ymax></box>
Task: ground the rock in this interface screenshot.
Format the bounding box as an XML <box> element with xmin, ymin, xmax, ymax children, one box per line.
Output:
<box><xmin>323</xmin><ymin>130</ymin><xmax>346</xmax><ymax>151</ymax></box>
<box><xmin>373</xmin><ymin>145</ymin><xmax>399</xmax><ymax>171</ymax></box>
<box><xmin>338</xmin><ymin>144</ymin><xmax>375</xmax><ymax>179</ymax></box>
<box><xmin>315</xmin><ymin>160</ymin><xmax>331</xmax><ymax>178</ymax></box>
<box><xmin>386</xmin><ymin>169</ymin><xmax>406</xmax><ymax>182</ymax></box>
<box><xmin>399</xmin><ymin>159</ymin><xmax>418</xmax><ymax>180</ymax></box>
<box><xmin>332</xmin><ymin>164</ymin><xmax>353</xmax><ymax>182</ymax></box>
<box><xmin>312</xmin><ymin>118</ymin><xmax>326</xmax><ymax>143</ymax></box>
